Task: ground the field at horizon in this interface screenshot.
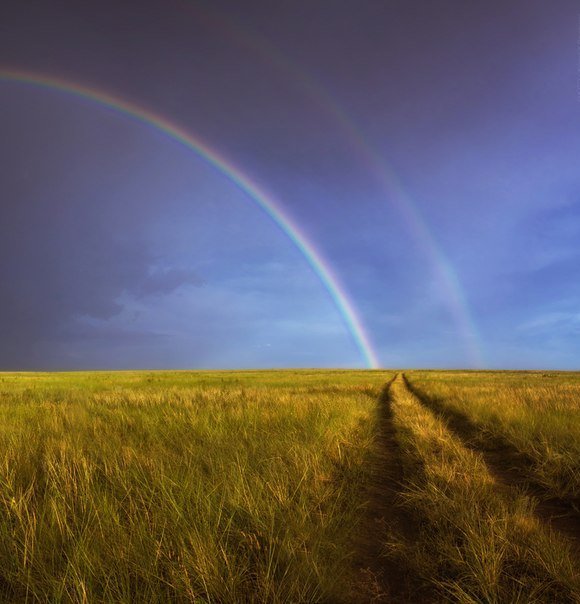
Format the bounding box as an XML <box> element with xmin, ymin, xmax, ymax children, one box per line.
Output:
<box><xmin>0</xmin><ymin>369</ymin><xmax>578</xmax><ymax>602</ymax></box>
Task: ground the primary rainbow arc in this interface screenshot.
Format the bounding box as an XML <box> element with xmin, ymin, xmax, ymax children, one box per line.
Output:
<box><xmin>0</xmin><ymin>69</ymin><xmax>380</xmax><ymax>369</ymax></box>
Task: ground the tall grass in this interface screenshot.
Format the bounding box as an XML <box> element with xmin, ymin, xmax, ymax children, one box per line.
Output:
<box><xmin>406</xmin><ymin>371</ymin><xmax>580</xmax><ymax>499</ymax></box>
<box><xmin>386</xmin><ymin>375</ymin><xmax>580</xmax><ymax>603</ymax></box>
<box><xmin>0</xmin><ymin>370</ymin><xmax>388</xmax><ymax>602</ymax></box>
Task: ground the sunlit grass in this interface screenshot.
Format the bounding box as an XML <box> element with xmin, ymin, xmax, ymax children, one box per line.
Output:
<box><xmin>386</xmin><ymin>374</ymin><xmax>579</xmax><ymax>602</ymax></box>
<box><xmin>0</xmin><ymin>370</ymin><xmax>388</xmax><ymax>602</ymax></box>
<box><xmin>2</xmin><ymin>369</ymin><xmax>578</xmax><ymax>602</ymax></box>
<box><xmin>406</xmin><ymin>371</ymin><xmax>580</xmax><ymax>498</ymax></box>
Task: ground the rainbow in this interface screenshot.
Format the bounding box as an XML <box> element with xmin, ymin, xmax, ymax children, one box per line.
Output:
<box><xmin>0</xmin><ymin>69</ymin><xmax>380</xmax><ymax>369</ymax></box>
<box><xmin>180</xmin><ymin>3</ymin><xmax>485</xmax><ymax>367</ymax></box>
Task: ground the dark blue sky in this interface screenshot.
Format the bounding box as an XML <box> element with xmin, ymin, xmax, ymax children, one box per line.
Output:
<box><xmin>1</xmin><ymin>0</ymin><xmax>579</xmax><ymax>369</ymax></box>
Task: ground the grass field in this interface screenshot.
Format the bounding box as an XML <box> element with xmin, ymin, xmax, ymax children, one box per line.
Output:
<box><xmin>0</xmin><ymin>370</ymin><xmax>578</xmax><ymax>602</ymax></box>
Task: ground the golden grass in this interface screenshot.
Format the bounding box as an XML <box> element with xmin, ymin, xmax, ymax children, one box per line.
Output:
<box><xmin>0</xmin><ymin>370</ymin><xmax>388</xmax><ymax>602</ymax></box>
<box><xmin>1</xmin><ymin>369</ymin><xmax>578</xmax><ymax>602</ymax></box>
<box><xmin>386</xmin><ymin>374</ymin><xmax>580</xmax><ymax>603</ymax></box>
<box><xmin>406</xmin><ymin>371</ymin><xmax>580</xmax><ymax>499</ymax></box>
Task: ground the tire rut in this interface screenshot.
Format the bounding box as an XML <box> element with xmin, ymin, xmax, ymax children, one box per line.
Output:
<box><xmin>402</xmin><ymin>374</ymin><xmax>580</xmax><ymax>549</ymax></box>
<box><xmin>350</xmin><ymin>377</ymin><xmax>425</xmax><ymax>603</ymax></box>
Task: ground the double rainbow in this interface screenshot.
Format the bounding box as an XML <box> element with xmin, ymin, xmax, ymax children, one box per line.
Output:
<box><xmin>177</xmin><ymin>2</ymin><xmax>485</xmax><ymax>367</ymax></box>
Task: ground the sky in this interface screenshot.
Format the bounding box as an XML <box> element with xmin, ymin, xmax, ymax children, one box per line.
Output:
<box><xmin>1</xmin><ymin>0</ymin><xmax>579</xmax><ymax>370</ymax></box>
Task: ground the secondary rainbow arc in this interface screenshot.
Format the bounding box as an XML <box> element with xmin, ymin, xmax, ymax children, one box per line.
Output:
<box><xmin>0</xmin><ymin>69</ymin><xmax>380</xmax><ymax>369</ymax></box>
<box><xmin>181</xmin><ymin>4</ymin><xmax>485</xmax><ymax>367</ymax></box>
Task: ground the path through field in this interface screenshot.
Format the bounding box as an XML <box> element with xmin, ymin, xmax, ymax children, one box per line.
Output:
<box><xmin>353</xmin><ymin>378</ymin><xmax>433</xmax><ymax>603</ymax></box>
<box><xmin>352</xmin><ymin>373</ymin><xmax>580</xmax><ymax>602</ymax></box>
<box><xmin>353</xmin><ymin>380</ymin><xmax>404</xmax><ymax>602</ymax></box>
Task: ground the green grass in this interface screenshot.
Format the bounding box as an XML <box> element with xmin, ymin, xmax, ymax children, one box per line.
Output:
<box><xmin>0</xmin><ymin>370</ymin><xmax>388</xmax><ymax>602</ymax></box>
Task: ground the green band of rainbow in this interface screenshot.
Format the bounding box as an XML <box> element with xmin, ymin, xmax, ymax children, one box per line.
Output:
<box><xmin>0</xmin><ymin>69</ymin><xmax>380</xmax><ymax>369</ymax></box>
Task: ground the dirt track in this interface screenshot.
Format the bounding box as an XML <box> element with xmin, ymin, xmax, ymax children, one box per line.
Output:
<box><xmin>350</xmin><ymin>376</ymin><xmax>425</xmax><ymax>603</ymax></box>
<box><xmin>351</xmin><ymin>373</ymin><xmax>580</xmax><ymax>602</ymax></box>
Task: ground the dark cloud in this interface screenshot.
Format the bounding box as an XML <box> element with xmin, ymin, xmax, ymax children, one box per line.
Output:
<box><xmin>0</xmin><ymin>94</ymin><xmax>199</xmax><ymax>366</ymax></box>
<box><xmin>137</xmin><ymin>268</ymin><xmax>205</xmax><ymax>297</ymax></box>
